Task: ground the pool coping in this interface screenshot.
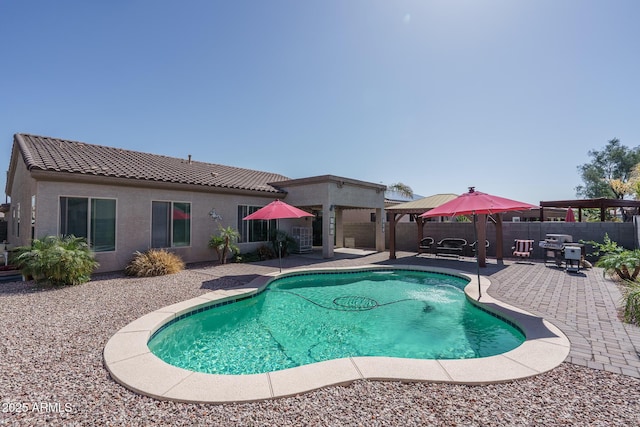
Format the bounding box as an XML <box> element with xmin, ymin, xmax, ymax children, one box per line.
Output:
<box><xmin>103</xmin><ymin>264</ymin><xmax>570</xmax><ymax>404</ymax></box>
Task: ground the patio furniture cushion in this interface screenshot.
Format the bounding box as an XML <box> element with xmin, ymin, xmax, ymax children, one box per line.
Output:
<box><xmin>435</xmin><ymin>238</ymin><xmax>467</xmax><ymax>258</ymax></box>
<box><xmin>512</xmin><ymin>239</ymin><xmax>534</xmax><ymax>258</ymax></box>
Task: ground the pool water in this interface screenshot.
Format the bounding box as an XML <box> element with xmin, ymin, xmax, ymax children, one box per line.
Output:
<box><xmin>148</xmin><ymin>270</ymin><xmax>525</xmax><ymax>375</ymax></box>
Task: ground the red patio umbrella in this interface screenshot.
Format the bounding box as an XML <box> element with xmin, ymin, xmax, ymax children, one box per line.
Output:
<box><xmin>420</xmin><ymin>187</ymin><xmax>537</xmax><ymax>298</ymax></box>
<box><xmin>565</xmin><ymin>207</ymin><xmax>576</xmax><ymax>222</ymax></box>
<box><xmin>172</xmin><ymin>207</ymin><xmax>190</xmax><ymax>220</ymax></box>
<box><xmin>243</xmin><ymin>199</ymin><xmax>313</xmax><ymax>221</ymax></box>
<box><xmin>243</xmin><ymin>200</ymin><xmax>313</xmax><ymax>271</ymax></box>
<box><xmin>421</xmin><ymin>188</ymin><xmax>537</xmax><ymax>218</ymax></box>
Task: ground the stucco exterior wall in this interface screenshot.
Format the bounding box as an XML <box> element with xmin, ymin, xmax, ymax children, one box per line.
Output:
<box><xmin>21</xmin><ymin>179</ymin><xmax>284</xmax><ymax>272</ymax></box>
<box><xmin>281</xmin><ymin>177</ymin><xmax>386</xmax><ymax>256</ymax></box>
<box><xmin>6</xmin><ymin>157</ymin><xmax>36</xmax><ymax>247</ymax></box>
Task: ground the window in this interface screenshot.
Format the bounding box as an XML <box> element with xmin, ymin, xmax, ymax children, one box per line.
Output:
<box><xmin>60</xmin><ymin>197</ymin><xmax>116</xmax><ymax>252</ymax></box>
<box><xmin>237</xmin><ymin>205</ymin><xmax>275</xmax><ymax>243</ymax></box>
<box><xmin>151</xmin><ymin>201</ymin><xmax>191</xmax><ymax>248</ymax></box>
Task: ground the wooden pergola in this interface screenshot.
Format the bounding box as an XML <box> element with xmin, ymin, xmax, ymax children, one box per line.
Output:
<box><xmin>385</xmin><ymin>194</ymin><xmax>458</xmax><ymax>259</ymax></box>
<box><xmin>539</xmin><ymin>198</ymin><xmax>640</xmax><ymax>222</ymax></box>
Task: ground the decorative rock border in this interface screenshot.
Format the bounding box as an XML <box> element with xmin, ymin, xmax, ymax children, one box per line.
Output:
<box><xmin>103</xmin><ymin>265</ymin><xmax>570</xmax><ymax>404</ymax></box>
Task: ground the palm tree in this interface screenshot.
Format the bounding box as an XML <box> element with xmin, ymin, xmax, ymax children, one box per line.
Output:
<box><xmin>387</xmin><ymin>182</ymin><xmax>414</xmax><ymax>200</ymax></box>
<box><xmin>208</xmin><ymin>226</ymin><xmax>240</xmax><ymax>264</ymax></box>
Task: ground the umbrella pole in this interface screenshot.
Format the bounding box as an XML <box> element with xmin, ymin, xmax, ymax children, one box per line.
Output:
<box><xmin>474</xmin><ymin>213</ymin><xmax>481</xmax><ymax>300</ymax></box>
<box><xmin>277</xmin><ymin>219</ymin><xmax>282</xmax><ymax>272</ymax></box>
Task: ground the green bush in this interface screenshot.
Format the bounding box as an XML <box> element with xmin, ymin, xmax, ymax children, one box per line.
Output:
<box><xmin>125</xmin><ymin>249</ymin><xmax>185</xmax><ymax>277</ymax></box>
<box><xmin>233</xmin><ymin>246</ymin><xmax>276</xmax><ymax>263</ymax></box>
<box><xmin>270</xmin><ymin>230</ymin><xmax>295</xmax><ymax>257</ymax></box>
<box><xmin>596</xmin><ymin>250</ymin><xmax>640</xmax><ymax>282</ymax></box>
<box><xmin>581</xmin><ymin>233</ymin><xmax>624</xmax><ymax>257</ymax></box>
<box><xmin>623</xmin><ymin>283</ymin><xmax>640</xmax><ymax>326</ymax></box>
<box><xmin>257</xmin><ymin>244</ymin><xmax>275</xmax><ymax>260</ymax></box>
<box><xmin>209</xmin><ymin>226</ymin><xmax>240</xmax><ymax>264</ymax></box>
<box><xmin>15</xmin><ymin>235</ymin><xmax>99</xmax><ymax>286</ymax></box>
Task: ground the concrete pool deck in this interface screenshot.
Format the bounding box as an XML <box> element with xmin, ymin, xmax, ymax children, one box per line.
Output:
<box><xmin>104</xmin><ymin>262</ymin><xmax>571</xmax><ymax>403</ymax></box>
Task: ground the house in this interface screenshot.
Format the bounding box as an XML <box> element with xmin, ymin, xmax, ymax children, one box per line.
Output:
<box><xmin>5</xmin><ymin>134</ymin><xmax>386</xmax><ymax>272</ymax></box>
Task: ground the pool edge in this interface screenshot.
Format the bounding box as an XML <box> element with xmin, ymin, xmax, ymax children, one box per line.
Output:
<box><xmin>103</xmin><ymin>264</ymin><xmax>570</xmax><ymax>403</ymax></box>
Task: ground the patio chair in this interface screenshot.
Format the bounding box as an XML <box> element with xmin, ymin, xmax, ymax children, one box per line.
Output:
<box><xmin>469</xmin><ymin>240</ymin><xmax>489</xmax><ymax>257</ymax></box>
<box><xmin>512</xmin><ymin>239</ymin><xmax>534</xmax><ymax>259</ymax></box>
<box><xmin>419</xmin><ymin>237</ymin><xmax>434</xmax><ymax>255</ymax></box>
<box><xmin>435</xmin><ymin>238</ymin><xmax>467</xmax><ymax>258</ymax></box>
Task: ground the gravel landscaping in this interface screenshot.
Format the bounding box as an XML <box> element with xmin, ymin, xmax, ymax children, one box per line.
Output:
<box><xmin>1</xmin><ymin>260</ymin><xmax>640</xmax><ymax>426</ymax></box>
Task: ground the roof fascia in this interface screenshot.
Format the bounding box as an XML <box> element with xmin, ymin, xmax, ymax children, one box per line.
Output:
<box><xmin>271</xmin><ymin>174</ymin><xmax>386</xmax><ymax>192</ymax></box>
<box><xmin>29</xmin><ymin>170</ymin><xmax>286</xmax><ymax>197</ymax></box>
<box><xmin>5</xmin><ymin>137</ymin><xmax>23</xmax><ymax>195</ymax></box>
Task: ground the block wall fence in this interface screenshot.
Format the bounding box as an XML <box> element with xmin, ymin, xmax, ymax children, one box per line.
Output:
<box><xmin>343</xmin><ymin>221</ymin><xmax>637</xmax><ymax>262</ymax></box>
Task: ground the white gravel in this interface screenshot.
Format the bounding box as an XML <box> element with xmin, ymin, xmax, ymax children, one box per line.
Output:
<box><xmin>1</xmin><ymin>265</ymin><xmax>639</xmax><ymax>426</ymax></box>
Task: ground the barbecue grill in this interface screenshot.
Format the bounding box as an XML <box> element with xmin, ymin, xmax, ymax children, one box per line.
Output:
<box><xmin>538</xmin><ymin>234</ymin><xmax>584</xmax><ymax>270</ymax></box>
<box><xmin>539</xmin><ymin>234</ymin><xmax>573</xmax><ymax>267</ymax></box>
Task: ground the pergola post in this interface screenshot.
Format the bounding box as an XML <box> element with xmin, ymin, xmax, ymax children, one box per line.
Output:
<box><xmin>389</xmin><ymin>212</ymin><xmax>397</xmax><ymax>259</ymax></box>
<box><xmin>495</xmin><ymin>213</ymin><xmax>503</xmax><ymax>261</ymax></box>
<box><xmin>416</xmin><ymin>215</ymin><xmax>425</xmax><ymax>253</ymax></box>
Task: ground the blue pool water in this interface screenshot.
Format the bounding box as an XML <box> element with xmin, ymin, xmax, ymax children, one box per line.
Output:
<box><xmin>148</xmin><ymin>269</ymin><xmax>525</xmax><ymax>375</ymax></box>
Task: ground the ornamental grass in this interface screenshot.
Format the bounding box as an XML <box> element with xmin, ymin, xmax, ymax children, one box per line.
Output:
<box><xmin>125</xmin><ymin>249</ymin><xmax>185</xmax><ymax>277</ymax></box>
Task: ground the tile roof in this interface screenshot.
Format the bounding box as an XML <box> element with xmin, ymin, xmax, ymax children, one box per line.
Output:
<box><xmin>14</xmin><ymin>134</ymin><xmax>289</xmax><ymax>194</ymax></box>
<box><xmin>386</xmin><ymin>193</ymin><xmax>459</xmax><ymax>212</ymax></box>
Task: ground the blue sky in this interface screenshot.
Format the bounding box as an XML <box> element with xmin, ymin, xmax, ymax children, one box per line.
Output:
<box><xmin>1</xmin><ymin>0</ymin><xmax>638</xmax><ymax>205</ymax></box>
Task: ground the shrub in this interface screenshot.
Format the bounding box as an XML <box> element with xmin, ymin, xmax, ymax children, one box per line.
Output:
<box><xmin>595</xmin><ymin>249</ymin><xmax>640</xmax><ymax>282</ymax></box>
<box><xmin>581</xmin><ymin>233</ymin><xmax>624</xmax><ymax>257</ymax></box>
<box><xmin>257</xmin><ymin>244</ymin><xmax>275</xmax><ymax>260</ymax></box>
<box><xmin>125</xmin><ymin>249</ymin><xmax>184</xmax><ymax>277</ymax></box>
<box><xmin>623</xmin><ymin>283</ymin><xmax>640</xmax><ymax>326</ymax></box>
<box><xmin>209</xmin><ymin>226</ymin><xmax>241</xmax><ymax>264</ymax></box>
<box><xmin>270</xmin><ymin>230</ymin><xmax>295</xmax><ymax>257</ymax></box>
<box><xmin>15</xmin><ymin>235</ymin><xmax>99</xmax><ymax>286</ymax></box>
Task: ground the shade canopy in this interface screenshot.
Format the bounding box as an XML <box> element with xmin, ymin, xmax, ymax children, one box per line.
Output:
<box><xmin>243</xmin><ymin>199</ymin><xmax>313</xmax><ymax>221</ymax></box>
<box><xmin>420</xmin><ymin>188</ymin><xmax>537</xmax><ymax>218</ymax></box>
<box><xmin>419</xmin><ymin>187</ymin><xmax>538</xmax><ymax>300</ymax></box>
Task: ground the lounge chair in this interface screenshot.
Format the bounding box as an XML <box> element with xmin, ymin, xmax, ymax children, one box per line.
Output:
<box><xmin>512</xmin><ymin>239</ymin><xmax>534</xmax><ymax>260</ymax></box>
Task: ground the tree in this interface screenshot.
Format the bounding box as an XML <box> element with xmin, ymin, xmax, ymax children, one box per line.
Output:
<box><xmin>387</xmin><ymin>182</ymin><xmax>414</xmax><ymax>200</ymax></box>
<box><xmin>576</xmin><ymin>138</ymin><xmax>640</xmax><ymax>199</ymax></box>
<box><xmin>209</xmin><ymin>226</ymin><xmax>240</xmax><ymax>264</ymax></box>
<box><xmin>630</xmin><ymin>164</ymin><xmax>640</xmax><ymax>200</ymax></box>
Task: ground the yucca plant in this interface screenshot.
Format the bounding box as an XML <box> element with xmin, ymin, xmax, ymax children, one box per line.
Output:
<box><xmin>15</xmin><ymin>235</ymin><xmax>99</xmax><ymax>286</ymax></box>
<box><xmin>125</xmin><ymin>249</ymin><xmax>185</xmax><ymax>277</ymax></box>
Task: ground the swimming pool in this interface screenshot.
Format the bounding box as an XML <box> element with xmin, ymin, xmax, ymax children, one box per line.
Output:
<box><xmin>147</xmin><ymin>269</ymin><xmax>525</xmax><ymax>375</ymax></box>
<box><xmin>104</xmin><ymin>264</ymin><xmax>571</xmax><ymax>403</ymax></box>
